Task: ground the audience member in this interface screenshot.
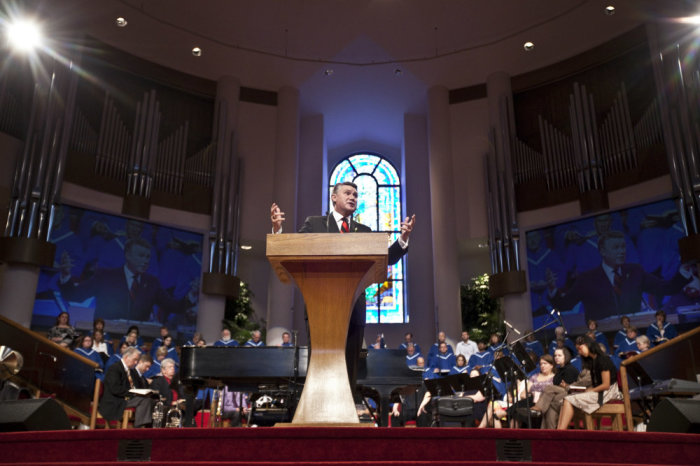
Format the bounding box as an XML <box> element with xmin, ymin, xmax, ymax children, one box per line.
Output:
<box><xmin>405</xmin><ymin>344</ymin><xmax>422</xmax><ymax>368</ymax></box>
<box><xmin>548</xmin><ymin>326</ymin><xmax>575</xmax><ymax>355</ymax></box>
<box><xmin>613</xmin><ymin>315</ymin><xmax>632</xmax><ymax>351</ymax></box>
<box><xmin>523</xmin><ymin>333</ymin><xmax>544</xmax><ymax>357</ymax></box>
<box><xmin>99</xmin><ymin>347</ymin><xmax>153</xmax><ymax>428</ymax></box>
<box><xmin>244</xmin><ymin>330</ymin><xmax>265</xmax><ymax>347</ymax></box>
<box><xmin>508</xmin><ymin>354</ymin><xmax>556</xmax><ymax>428</ymax></box>
<box><xmin>398</xmin><ymin>332</ymin><xmax>421</xmax><ymax>354</ymax></box>
<box><xmin>133</xmin><ymin>354</ymin><xmax>152</xmax><ymax>388</ymax></box>
<box><xmin>91</xmin><ymin>329</ymin><xmax>112</xmax><ymax>363</ymax></box>
<box><xmin>214</xmin><ymin>328</ymin><xmax>239</xmax><ymax>347</ymax></box>
<box><xmin>557</xmin><ymin>336</ymin><xmax>621</xmax><ymax>430</ymax></box>
<box><xmin>448</xmin><ymin>354</ymin><xmax>469</xmax><ymax>375</ymax></box>
<box><xmin>280</xmin><ymin>332</ymin><xmax>293</xmax><ymax>347</ymax></box>
<box><xmin>47</xmin><ymin>311</ymin><xmax>79</xmax><ymax>348</ymax></box>
<box><xmin>646</xmin><ymin>309</ymin><xmax>678</xmax><ymax>345</ymax></box>
<box><xmin>455</xmin><ymin>330</ymin><xmax>478</xmax><ymax>361</ymax></box>
<box><xmin>467</xmin><ymin>340</ymin><xmax>494</xmax><ymax>373</ymax></box>
<box><xmin>74</xmin><ymin>335</ymin><xmax>105</xmax><ymax>381</ymax></box>
<box><xmin>529</xmin><ymin>347</ymin><xmax>580</xmax><ymax>429</ymax></box>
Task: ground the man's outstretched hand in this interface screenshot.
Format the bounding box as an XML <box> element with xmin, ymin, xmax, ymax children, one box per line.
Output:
<box><xmin>400</xmin><ymin>214</ymin><xmax>416</xmax><ymax>243</ymax></box>
<box><xmin>270</xmin><ymin>203</ymin><xmax>285</xmax><ymax>233</ymax></box>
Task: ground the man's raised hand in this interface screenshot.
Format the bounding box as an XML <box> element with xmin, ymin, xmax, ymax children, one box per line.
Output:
<box><xmin>270</xmin><ymin>203</ymin><xmax>286</xmax><ymax>233</ymax></box>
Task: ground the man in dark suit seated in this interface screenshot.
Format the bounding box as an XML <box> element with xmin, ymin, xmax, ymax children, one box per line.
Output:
<box><xmin>59</xmin><ymin>238</ymin><xmax>184</xmax><ymax>322</ymax></box>
<box><xmin>548</xmin><ymin>231</ymin><xmax>692</xmax><ymax>322</ymax></box>
<box><xmin>99</xmin><ymin>347</ymin><xmax>153</xmax><ymax>427</ymax></box>
<box><xmin>270</xmin><ymin>181</ymin><xmax>415</xmax><ymax>387</ymax></box>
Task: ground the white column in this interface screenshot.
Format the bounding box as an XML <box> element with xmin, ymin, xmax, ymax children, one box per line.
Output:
<box><xmin>0</xmin><ymin>264</ymin><xmax>40</xmax><ymax>328</ymax></box>
<box><xmin>266</xmin><ymin>86</ymin><xmax>300</xmax><ymax>345</ymax></box>
<box><xmin>403</xmin><ymin>113</ymin><xmax>436</xmax><ymax>350</ymax></box>
<box><xmin>427</xmin><ymin>86</ymin><xmax>462</xmax><ymax>341</ymax></box>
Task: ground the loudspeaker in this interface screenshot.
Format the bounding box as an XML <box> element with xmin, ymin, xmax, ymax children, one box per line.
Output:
<box><xmin>647</xmin><ymin>398</ymin><xmax>700</xmax><ymax>433</ymax></box>
<box><xmin>0</xmin><ymin>398</ymin><xmax>71</xmax><ymax>432</ymax></box>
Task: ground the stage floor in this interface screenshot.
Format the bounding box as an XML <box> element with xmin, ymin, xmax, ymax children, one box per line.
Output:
<box><xmin>1</xmin><ymin>427</ymin><xmax>699</xmax><ymax>465</ymax></box>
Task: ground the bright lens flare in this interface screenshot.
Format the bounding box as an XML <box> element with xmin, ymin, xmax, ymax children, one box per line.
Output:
<box><xmin>6</xmin><ymin>19</ymin><xmax>43</xmax><ymax>52</ymax></box>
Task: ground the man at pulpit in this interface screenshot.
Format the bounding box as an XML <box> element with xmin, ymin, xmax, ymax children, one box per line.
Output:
<box><xmin>270</xmin><ymin>181</ymin><xmax>415</xmax><ymax>388</ymax></box>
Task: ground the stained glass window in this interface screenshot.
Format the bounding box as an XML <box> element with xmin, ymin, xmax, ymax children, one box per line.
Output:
<box><xmin>329</xmin><ymin>153</ymin><xmax>406</xmax><ymax>323</ymax></box>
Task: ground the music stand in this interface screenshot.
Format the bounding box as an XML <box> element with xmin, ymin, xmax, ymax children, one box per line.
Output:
<box><xmin>624</xmin><ymin>360</ymin><xmax>654</xmax><ymax>423</ymax></box>
<box><xmin>511</xmin><ymin>341</ymin><xmax>537</xmax><ymax>374</ymax></box>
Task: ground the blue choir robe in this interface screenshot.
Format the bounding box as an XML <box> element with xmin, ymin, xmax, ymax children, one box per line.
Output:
<box><xmin>613</xmin><ymin>329</ymin><xmax>628</xmax><ymax>350</ymax></box>
<box><xmin>570</xmin><ymin>356</ymin><xmax>583</xmax><ymax>372</ymax></box>
<box><xmin>609</xmin><ymin>353</ymin><xmax>622</xmax><ymax>370</ymax></box>
<box><xmin>617</xmin><ymin>337</ymin><xmax>639</xmax><ymax>356</ymax></box>
<box><xmin>405</xmin><ymin>352</ymin><xmax>423</xmax><ymax>368</ymax></box>
<box><xmin>524</xmin><ymin>340</ymin><xmax>545</xmax><ymax>357</ymax></box>
<box><xmin>448</xmin><ymin>365</ymin><xmax>469</xmax><ymax>376</ymax></box>
<box><xmin>143</xmin><ymin>360</ymin><xmax>161</xmax><ymax>379</ymax></box>
<box><xmin>398</xmin><ymin>342</ymin><xmax>422</xmax><ymax>354</ymax></box>
<box><xmin>548</xmin><ymin>337</ymin><xmax>575</xmax><ymax>356</ymax></box>
<box><xmin>427</xmin><ymin>343</ymin><xmax>453</xmax><ymax>366</ymax></box>
<box><xmin>467</xmin><ymin>351</ymin><xmax>494</xmax><ymax>371</ymax></box>
<box><xmin>484</xmin><ymin>366</ymin><xmax>506</xmax><ymax>398</ymax></box>
<box><xmin>214</xmin><ymin>339</ymin><xmax>239</xmax><ymax>347</ymax></box>
<box><xmin>434</xmin><ymin>353</ymin><xmax>456</xmax><ymax>374</ymax></box>
<box><xmin>423</xmin><ymin>367</ymin><xmax>441</xmax><ymax>381</ymax></box>
<box><xmin>488</xmin><ymin>344</ymin><xmax>509</xmax><ymax>357</ymax></box>
<box><xmin>75</xmin><ymin>347</ymin><xmax>105</xmax><ymax>381</ymax></box>
<box><xmin>593</xmin><ymin>331</ymin><xmax>610</xmax><ymax>353</ymax></box>
<box><xmin>104</xmin><ymin>353</ymin><xmax>122</xmax><ymax>371</ymax></box>
<box><xmin>166</xmin><ymin>346</ymin><xmax>180</xmax><ymax>364</ymax></box>
<box><xmin>120</xmin><ymin>335</ymin><xmax>145</xmax><ymax>350</ymax></box>
<box><xmin>646</xmin><ymin>322</ymin><xmax>678</xmax><ymax>345</ymax></box>
<box><xmin>150</xmin><ymin>337</ymin><xmax>164</xmax><ymax>357</ymax></box>
<box><xmin>281</xmin><ymin>342</ymin><xmax>294</xmax><ymax>347</ymax></box>
<box><xmin>244</xmin><ymin>340</ymin><xmax>265</xmax><ymax>347</ymax></box>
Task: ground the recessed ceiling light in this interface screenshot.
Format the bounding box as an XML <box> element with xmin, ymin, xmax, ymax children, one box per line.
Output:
<box><xmin>523</xmin><ymin>41</ymin><xmax>534</xmax><ymax>51</ymax></box>
<box><xmin>324</xmin><ymin>69</ymin><xmax>334</xmax><ymax>76</ymax></box>
<box><xmin>394</xmin><ymin>68</ymin><xmax>403</xmax><ymax>76</ymax></box>
<box><xmin>240</xmin><ymin>244</ymin><xmax>252</xmax><ymax>250</ymax></box>
<box><xmin>192</xmin><ymin>46</ymin><xmax>202</xmax><ymax>57</ymax></box>
<box><xmin>604</xmin><ymin>5</ymin><xmax>615</xmax><ymax>16</ymax></box>
<box><xmin>115</xmin><ymin>17</ymin><xmax>128</xmax><ymax>27</ymax></box>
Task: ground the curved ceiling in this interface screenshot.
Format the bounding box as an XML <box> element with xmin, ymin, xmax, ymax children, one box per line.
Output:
<box><xmin>34</xmin><ymin>1</ymin><xmax>656</xmax><ymax>149</ymax></box>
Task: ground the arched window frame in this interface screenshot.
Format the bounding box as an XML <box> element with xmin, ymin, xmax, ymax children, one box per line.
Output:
<box><xmin>328</xmin><ymin>153</ymin><xmax>407</xmax><ymax>323</ymax></box>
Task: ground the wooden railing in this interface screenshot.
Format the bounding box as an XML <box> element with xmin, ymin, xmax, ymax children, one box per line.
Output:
<box><xmin>0</xmin><ymin>314</ymin><xmax>99</xmax><ymax>426</ymax></box>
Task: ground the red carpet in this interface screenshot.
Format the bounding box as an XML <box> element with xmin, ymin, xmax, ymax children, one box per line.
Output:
<box><xmin>1</xmin><ymin>427</ymin><xmax>698</xmax><ymax>465</ymax></box>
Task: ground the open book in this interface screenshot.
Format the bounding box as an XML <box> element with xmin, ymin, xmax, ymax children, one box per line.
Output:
<box><xmin>568</xmin><ymin>385</ymin><xmax>587</xmax><ymax>392</ymax></box>
<box><xmin>129</xmin><ymin>388</ymin><xmax>157</xmax><ymax>396</ymax></box>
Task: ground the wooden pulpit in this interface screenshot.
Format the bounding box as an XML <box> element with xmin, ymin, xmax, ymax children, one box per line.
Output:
<box><xmin>267</xmin><ymin>233</ymin><xmax>388</xmax><ymax>425</ymax></box>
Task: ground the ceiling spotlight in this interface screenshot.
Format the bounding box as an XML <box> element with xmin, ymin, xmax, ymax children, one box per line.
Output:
<box><xmin>240</xmin><ymin>244</ymin><xmax>252</xmax><ymax>250</ymax></box>
<box><xmin>324</xmin><ymin>69</ymin><xmax>334</xmax><ymax>76</ymax></box>
<box><xmin>604</xmin><ymin>5</ymin><xmax>615</xmax><ymax>16</ymax></box>
<box><xmin>192</xmin><ymin>46</ymin><xmax>202</xmax><ymax>57</ymax></box>
<box><xmin>394</xmin><ymin>68</ymin><xmax>403</xmax><ymax>76</ymax></box>
<box><xmin>523</xmin><ymin>41</ymin><xmax>534</xmax><ymax>51</ymax></box>
<box><xmin>115</xmin><ymin>17</ymin><xmax>128</xmax><ymax>27</ymax></box>
<box><xmin>6</xmin><ymin>19</ymin><xmax>43</xmax><ymax>53</ymax></box>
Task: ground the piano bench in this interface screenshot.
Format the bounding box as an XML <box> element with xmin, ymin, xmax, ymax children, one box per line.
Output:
<box><xmin>581</xmin><ymin>402</ymin><xmax>626</xmax><ymax>432</ymax></box>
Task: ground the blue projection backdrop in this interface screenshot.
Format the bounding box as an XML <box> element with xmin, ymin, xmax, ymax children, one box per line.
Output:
<box><xmin>32</xmin><ymin>204</ymin><xmax>203</xmax><ymax>339</ymax></box>
<box><xmin>526</xmin><ymin>198</ymin><xmax>700</xmax><ymax>334</ymax></box>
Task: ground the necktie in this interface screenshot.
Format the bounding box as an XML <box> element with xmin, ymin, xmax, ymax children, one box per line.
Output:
<box><xmin>127</xmin><ymin>368</ymin><xmax>135</xmax><ymax>389</ymax></box>
<box><xmin>613</xmin><ymin>269</ymin><xmax>623</xmax><ymax>295</ymax></box>
<box><xmin>130</xmin><ymin>275</ymin><xmax>139</xmax><ymax>298</ymax></box>
<box><xmin>341</xmin><ymin>217</ymin><xmax>349</xmax><ymax>233</ymax></box>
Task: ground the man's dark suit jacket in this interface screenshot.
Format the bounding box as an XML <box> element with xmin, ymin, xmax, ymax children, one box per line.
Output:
<box><xmin>99</xmin><ymin>361</ymin><xmax>134</xmax><ymax>421</ymax></box>
<box><xmin>298</xmin><ymin>214</ymin><xmax>408</xmax><ymax>325</ymax></box>
<box><xmin>550</xmin><ymin>263</ymin><xmax>689</xmax><ymax>321</ymax></box>
<box><xmin>61</xmin><ymin>267</ymin><xmax>181</xmax><ymax>322</ymax></box>
<box><xmin>298</xmin><ymin>214</ymin><xmax>408</xmax><ymax>388</ymax></box>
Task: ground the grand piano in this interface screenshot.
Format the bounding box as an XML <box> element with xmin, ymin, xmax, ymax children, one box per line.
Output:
<box><xmin>357</xmin><ymin>349</ymin><xmax>424</xmax><ymax>427</ymax></box>
<box><xmin>180</xmin><ymin>346</ymin><xmax>423</xmax><ymax>427</ymax></box>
